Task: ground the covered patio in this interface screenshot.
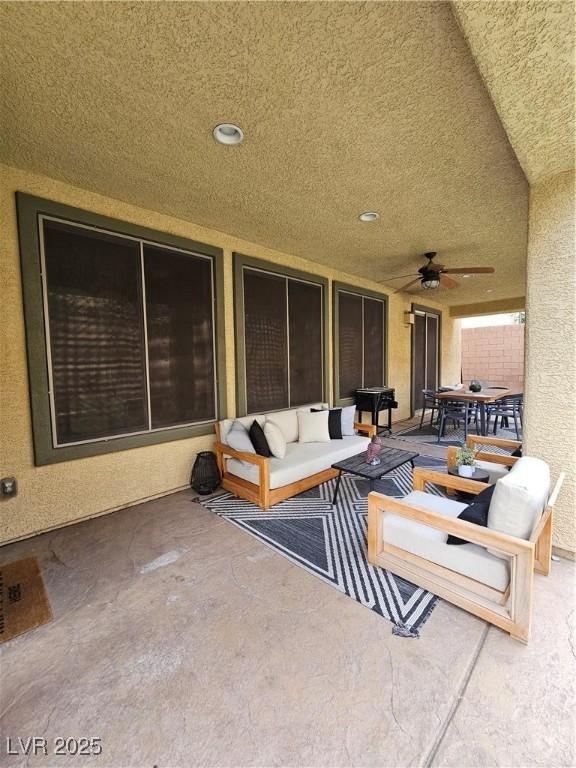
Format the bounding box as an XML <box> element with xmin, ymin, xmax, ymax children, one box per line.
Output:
<box><xmin>0</xmin><ymin>1</ymin><xmax>574</xmax><ymax>766</ymax></box>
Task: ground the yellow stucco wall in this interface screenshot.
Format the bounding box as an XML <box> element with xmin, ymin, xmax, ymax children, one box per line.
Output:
<box><xmin>0</xmin><ymin>163</ymin><xmax>460</xmax><ymax>545</ymax></box>
<box><xmin>524</xmin><ymin>170</ymin><xmax>576</xmax><ymax>556</ymax></box>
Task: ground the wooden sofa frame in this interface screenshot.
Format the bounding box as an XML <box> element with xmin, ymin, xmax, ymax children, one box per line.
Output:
<box><xmin>368</xmin><ymin>456</ymin><xmax>564</xmax><ymax>643</ymax></box>
<box><xmin>214</xmin><ymin>421</ymin><xmax>376</xmax><ymax>510</ymax></box>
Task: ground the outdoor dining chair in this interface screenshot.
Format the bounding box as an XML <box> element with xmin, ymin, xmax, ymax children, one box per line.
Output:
<box><xmin>488</xmin><ymin>394</ymin><xmax>523</xmax><ymax>440</ymax></box>
<box><xmin>437</xmin><ymin>399</ymin><xmax>479</xmax><ymax>443</ymax></box>
<box><xmin>419</xmin><ymin>389</ymin><xmax>440</xmax><ymax>429</ymax></box>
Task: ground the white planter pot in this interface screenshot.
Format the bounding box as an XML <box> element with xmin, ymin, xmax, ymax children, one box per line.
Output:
<box><xmin>458</xmin><ymin>465</ymin><xmax>474</xmax><ymax>477</ymax></box>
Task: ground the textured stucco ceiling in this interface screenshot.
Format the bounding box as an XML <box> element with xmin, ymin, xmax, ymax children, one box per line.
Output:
<box><xmin>0</xmin><ymin>1</ymin><xmax>529</xmax><ymax>304</ymax></box>
<box><xmin>453</xmin><ymin>0</ymin><xmax>575</xmax><ymax>184</ymax></box>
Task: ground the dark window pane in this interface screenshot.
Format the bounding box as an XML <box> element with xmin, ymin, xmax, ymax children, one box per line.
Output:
<box><xmin>338</xmin><ymin>292</ymin><xmax>363</xmax><ymax>398</ymax></box>
<box><xmin>288</xmin><ymin>280</ymin><xmax>323</xmax><ymax>406</ymax></box>
<box><xmin>43</xmin><ymin>219</ymin><xmax>148</xmax><ymax>444</ymax></box>
<box><xmin>144</xmin><ymin>245</ymin><xmax>215</xmax><ymax>428</ymax></box>
<box><xmin>363</xmin><ymin>298</ymin><xmax>385</xmax><ymax>387</ymax></box>
<box><xmin>413</xmin><ymin>313</ymin><xmax>427</xmax><ymax>410</ymax></box>
<box><xmin>426</xmin><ymin>314</ymin><xmax>439</xmax><ymax>391</ymax></box>
<box><xmin>244</xmin><ymin>269</ymin><xmax>288</xmax><ymax>413</ymax></box>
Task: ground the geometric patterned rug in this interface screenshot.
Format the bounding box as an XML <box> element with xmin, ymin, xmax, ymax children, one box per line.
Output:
<box><xmin>392</xmin><ymin>421</ymin><xmax>521</xmax><ymax>448</ymax></box>
<box><xmin>202</xmin><ymin>456</ymin><xmax>447</xmax><ymax>637</ymax></box>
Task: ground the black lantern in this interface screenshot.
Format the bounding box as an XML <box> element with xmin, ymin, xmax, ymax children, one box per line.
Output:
<box><xmin>190</xmin><ymin>451</ymin><xmax>220</xmax><ymax>495</ymax></box>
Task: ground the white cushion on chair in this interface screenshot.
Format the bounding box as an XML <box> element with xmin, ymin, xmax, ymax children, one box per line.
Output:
<box><xmin>475</xmin><ymin>460</ymin><xmax>509</xmax><ymax>484</ymax></box>
<box><xmin>383</xmin><ymin>490</ymin><xmax>510</xmax><ymax>591</ymax></box>
<box><xmin>487</xmin><ymin>456</ymin><xmax>550</xmax><ymax>557</ymax></box>
<box><xmin>227</xmin><ymin>435</ymin><xmax>369</xmax><ymax>490</ymax></box>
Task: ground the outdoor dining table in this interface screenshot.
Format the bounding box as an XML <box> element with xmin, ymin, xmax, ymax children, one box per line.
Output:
<box><xmin>435</xmin><ymin>386</ymin><xmax>523</xmax><ymax>437</ymax></box>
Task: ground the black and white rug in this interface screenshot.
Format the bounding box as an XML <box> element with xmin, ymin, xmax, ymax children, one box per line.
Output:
<box><xmin>203</xmin><ymin>456</ymin><xmax>447</xmax><ymax>636</ymax></box>
<box><xmin>392</xmin><ymin>422</ymin><xmax>521</xmax><ymax>448</ymax></box>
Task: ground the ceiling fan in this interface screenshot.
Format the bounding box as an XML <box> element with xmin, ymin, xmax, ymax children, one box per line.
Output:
<box><xmin>381</xmin><ymin>252</ymin><xmax>495</xmax><ymax>292</ymax></box>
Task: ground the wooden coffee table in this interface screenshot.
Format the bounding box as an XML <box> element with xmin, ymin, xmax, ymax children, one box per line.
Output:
<box><xmin>331</xmin><ymin>447</ymin><xmax>419</xmax><ymax>505</ymax></box>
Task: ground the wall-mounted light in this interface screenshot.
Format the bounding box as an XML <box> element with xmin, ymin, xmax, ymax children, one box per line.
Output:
<box><xmin>404</xmin><ymin>311</ymin><xmax>415</xmax><ymax>326</ymax></box>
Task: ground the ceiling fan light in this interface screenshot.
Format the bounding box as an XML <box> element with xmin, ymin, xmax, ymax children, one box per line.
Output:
<box><xmin>422</xmin><ymin>277</ymin><xmax>440</xmax><ymax>290</ymax></box>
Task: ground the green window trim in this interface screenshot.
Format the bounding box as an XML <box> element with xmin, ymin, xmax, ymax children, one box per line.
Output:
<box><xmin>16</xmin><ymin>192</ymin><xmax>227</xmax><ymax>465</ymax></box>
<box><xmin>233</xmin><ymin>253</ymin><xmax>329</xmax><ymax>416</ymax></box>
<box><xmin>333</xmin><ymin>281</ymin><xmax>389</xmax><ymax>406</ymax></box>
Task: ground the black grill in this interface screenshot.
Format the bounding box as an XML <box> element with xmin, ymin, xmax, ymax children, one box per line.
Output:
<box><xmin>354</xmin><ymin>387</ymin><xmax>397</xmax><ymax>433</ymax></box>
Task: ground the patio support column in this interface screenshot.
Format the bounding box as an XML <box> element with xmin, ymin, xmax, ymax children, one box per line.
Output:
<box><xmin>524</xmin><ymin>170</ymin><xmax>575</xmax><ymax>558</ymax></box>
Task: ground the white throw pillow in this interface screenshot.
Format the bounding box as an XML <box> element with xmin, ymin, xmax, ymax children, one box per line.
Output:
<box><xmin>225</xmin><ymin>420</ymin><xmax>256</xmax><ymax>454</ymax></box>
<box><xmin>487</xmin><ymin>456</ymin><xmax>550</xmax><ymax>558</ymax></box>
<box><xmin>266</xmin><ymin>409</ymin><xmax>299</xmax><ymax>443</ymax></box>
<box><xmin>297</xmin><ymin>409</ymin><xmax>331</xmax><ymax>443</ymax></box>
<box><xmin>264</xmin><ymin>421</ymin><xmax>286</xmax><ymax>459</ymax></box>
<box><xmin>340</xmin><ymin>405</ymin><xmax>357</xmax><ymax>436</ymax></box>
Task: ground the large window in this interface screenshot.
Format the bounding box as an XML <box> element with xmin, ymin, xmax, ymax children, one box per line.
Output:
<box><xmin>17</xmin><ymin>194</ymin><xmax>225</xmax><ymax>464</ymax></box>
<box><xmin>333</xmin><ymin>283</ymin><xmax>388</xmax><ymax>404</ymax></box>
<box><xmin>234</xmin><ymin>255</ymin><xmax>327</xmax><ymax>414</ymax></box>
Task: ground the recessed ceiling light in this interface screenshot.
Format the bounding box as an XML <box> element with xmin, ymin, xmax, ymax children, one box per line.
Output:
<box><xmin>485</xmin><ymin>289</ymin><xmax>494</xmax><ymax>293</ymax></box>
<box><xmin>461</xmin><ymin>274</ymin><xmax>472</xmax><ymax>278</ymax></box>
<box><xmin>213</xmin><ymin>123</ymin><xmax>244</xmax><ymax>145</ymax></box>
<box><xmin>358</xmin><ymin>211</ymin><xmax>380</xmax><ymax>222</ymax></box>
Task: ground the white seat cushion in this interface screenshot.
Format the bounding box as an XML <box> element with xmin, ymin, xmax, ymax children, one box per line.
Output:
<box><xmin>487</xmin><ymin>456</ymin><xmax>550</xmax><ymax>558</ymax></box>
<box><xmin>383</xmin><ymin>490</ymin><xmax>510</xmax><ymax>591</ymax></box>
<box><xmin>226</xmin><ymin>435</ymin><xmax>370</xmax><ymax>490</ymax></box>
<box><xmin>475</xmin><ymin>460</ymin><xmax>509</xmax><ymax>484</ymax></box>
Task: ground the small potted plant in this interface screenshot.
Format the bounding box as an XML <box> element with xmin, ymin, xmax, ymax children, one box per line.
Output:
<box><xmin>469</xmin><ymin>379</ymin><xmax>482</xmax><ymax>393</ymax></box>
<box><xmin>455</xmin><ymin>445</ymin><xmax>478</xmax><ymax>477</ymax></box>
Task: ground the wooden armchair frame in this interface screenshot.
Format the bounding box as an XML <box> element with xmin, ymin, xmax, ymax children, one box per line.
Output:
<box><xmin>368</xmin><ymin>467</ymin><xmax>564</xmax><ymax>643</ymax></box>
<box><xmin>214</xmin><ymin>421</ymin><xmax>376</xmax><ymax>510</ymax></box>
<box><xmin>447</xmin><ymin>434</ymin><xmax>523</xmax><ymax>471</ymax></box>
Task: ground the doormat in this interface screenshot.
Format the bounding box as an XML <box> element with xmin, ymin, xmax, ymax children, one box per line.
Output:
<box><xmin>0</xmin><ymin>557</ymin><xmax>53</xmax><ymax>643</ymax></box>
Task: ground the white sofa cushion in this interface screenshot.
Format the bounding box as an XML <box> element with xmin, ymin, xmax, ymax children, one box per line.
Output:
<box><xmin>266</xmin><ymin>409</ymin><xmax>299</xmax><ymax>443</ymax></box>
<box><xmin>264</xmin><ymin>421</ymin><xmax>286</xmax><ymax>459</ymax></box>
<box><xmin>487</xmin><ymin>456</ymin><xmax>550</xmax><ymax>558</ymax></box>
<box><xmin>226</xmin><ymin>435</ymin><xmax>370</xmax><ymax>490</ymax></box>
<box><xmin>297</xmin><ymin>410</ymin><xmax>330</xmax><ymax>443</ymax></box>
<box><xmin>219</xmin><ymin>414</ymin><xmax>265</xmax><ymax>445</ymax></box>
<box><xmin>475</xmin><ymin>460</ymin><xmax>509</xmax><ymax>485</ymax></box>
<box><xmin>341</xmin><ymin>405</ymin><xmax>357</xmax><ymax>436</ymax></box>
<box><xmin>383</xmin><ymin>490</ymin><xmax>510</xmax><ymax>592</ymax></box>
<box><xmin>225</xmin><ymin>420</ymin><xmax>256</xmax><ymax>455</ymax></box>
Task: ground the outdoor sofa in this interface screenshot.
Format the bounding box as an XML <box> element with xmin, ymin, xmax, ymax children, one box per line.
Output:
<box><xmin>214</xmin><ymin>404</ymin><xmax>375</xmax><ymax>510</ymax></box>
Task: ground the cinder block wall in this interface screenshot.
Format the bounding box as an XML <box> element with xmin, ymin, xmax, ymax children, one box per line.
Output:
<box><xmin>461</xmin><ymin>325</ymin><xmax>524</xmax><ymax>386</ymax></box>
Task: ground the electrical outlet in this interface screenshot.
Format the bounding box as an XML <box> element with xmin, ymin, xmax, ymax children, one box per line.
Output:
<box><xmin>0</xmin><ymin>477</ymin><xmax>17</xmax><ymax>498</ymax></box>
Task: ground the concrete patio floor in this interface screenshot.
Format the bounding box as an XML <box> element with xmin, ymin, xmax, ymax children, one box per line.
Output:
<box><xmin>0</xmin><ymin>488</ymin><xmax>574</xmax><ymax>768</ymax></box>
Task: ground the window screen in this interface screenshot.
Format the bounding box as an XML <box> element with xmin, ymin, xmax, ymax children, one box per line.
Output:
<box><xmin>43</xmin><ymin>220</ymin><xmax>148</xmax><ymax>444</ymax></box>
<box><xmin>242</xmin><ymin>267</ymin><xmax>324</xmax><ymax>413</ymax></box>
<box><xmin>244</xmin><ymin>269</ymin><xmax>288</xmax><ymax>413</ymax></box>
<box><xmin>338</xmin><ymin>292</ymin><xmax>363</xmax><ymax>399</ymax></box>
<box><xmin>144</xmin><ymin>244</ymin><xmax>215</xmax><ymax>428</ymax></box>
<box><xmin>288</xmin><ymin>280</ymin><xmax>323</xmax><ymax>407</ymax></box>
<box><xmin>337</xmin><ymin>288</ymin><xmax>386</xmax><ymax>400</ymax></box>
<box><xmin>363</xmin><ymin>298</ymin><xmax>384</xmax><ymax>387</ymax></box>
<box><xmin>40</xmin><ymin>217</ymin><xmax>218</xmax><ymax>448</ymax></box>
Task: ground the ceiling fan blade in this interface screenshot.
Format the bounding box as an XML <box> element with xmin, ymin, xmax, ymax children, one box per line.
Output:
<box><xmin>440</xmin><ymin>274</ymin><xmax>459</xmax><ymax>289</ymax></box>
<box><xmin>394</xmin><ymin>277</ymin><xmax>421</xmax><ymax>293</ymax></box>
<box><xmin>377</xmin><ymin>272</ymin><xmax>419</xmax><ymax>283</ymax></box>
<box><xmin>441</xmin><ymin>267</ymin><xmax>495</xmax><ymax>274</ymax></box>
